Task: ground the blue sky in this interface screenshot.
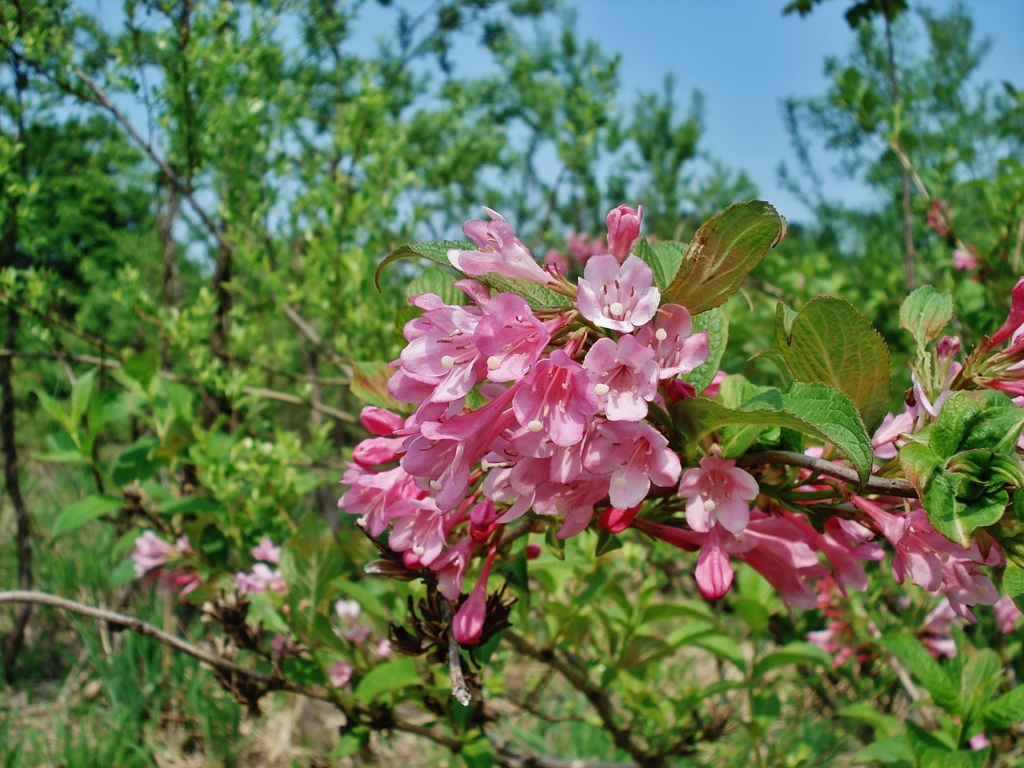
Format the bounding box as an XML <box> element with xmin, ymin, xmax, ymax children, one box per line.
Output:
<box><xmin>82</xmin><ymin>0</ymin><xmax>1023</xmax><ymax>226</ymax></box>
<box><xmin>564</xmin><ymin>1</ymin><xmax>1024</xmax><ymax>222</ymax></box>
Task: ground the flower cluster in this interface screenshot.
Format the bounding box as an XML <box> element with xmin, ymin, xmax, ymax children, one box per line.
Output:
<box><xmin>340</xmin><ymin>204</ymin><xmax>1024</xmax><ymax>640</ymax></box>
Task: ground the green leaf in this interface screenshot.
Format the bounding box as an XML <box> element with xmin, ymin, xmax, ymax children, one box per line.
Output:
<box><xmin>852</xmin><ymin>735</ymin><xmax>913</xmax><ymax>766</ymax></box>
<box><xmin>663</xmin><ymin>200</ymin><xmax>787</xmax><ymax>314</ymax></box>
<box><xmin>618</xmin><ymin>634</ymin><xmax>673</xmax><ymax>670</ymax></box>
<box><xmin>774</xmin><ymin>297</ymin><xmax>891</xmax><ymax>431</ymax></box>
<box><xmin>752</xmin><ymin>641</ymin><xmax>832</xmax><ymax>679</ymax></box>
<box><xmin>281</xmin><ymin>516</ymin><xmax>345</xmax><ymax>637</ymax></box>
<box><xmin>69</xmin><ymin>369</ymin><xmax>97</xmax><ymax>426</ymax></box>
<box><xmin>375</xmin><ymin>240</ymin><xmax>472</xmax><ymax>290</ymax></box>
<box><xmin>687</xmin><ymin>633</ymin><xmax>747</xmax><ymax>673</ymax></box>
<box><xmin>405</xmin><ymin>266</ymin><xmax>467</xmax><ymax>306</ymax></box>
<box><xmin>353</xmin><ymin>658</ymin><xmax>422</xmax><ymax>703</ymax></box>
<box><xmin>52</xmin><ymin>495</ymin><xmax>123</xmax><ymax>537</ymax></box>
<box><xmin>879</xmin><ymin>634</ymin><xmax>960</xmax><ymax>713</ymax></box>
<box><xmin>112</xmin><ymin>437</ymin><xmax>165</xmax><ymax>485</ymax></box>
<box><xmin>480</xmin><ymin>273</ymin><xmax>571</xmax><ymax>310</ymax></box>
<box><xmin>156</xmin><ymin>495</ymin><xmax>222</xmax><ymax>516</ymax></box>
<box><xmin>633</xmin><ymin>236</ymin><xmax>683</xmax><ymax>290</ymax></box>
<box><xmin>984</xmin><ymin>684</ymin><xmax>1024</xmax><ymax>729</ymax></box>
<box><xmin>900</xmin><ymin>285</ymin><xmax>953</xmax><ymax>352</ymax></box>
<box><xmin>683</xmin><ymin>306</ymin><xmax>729</xmax><ymax>395</ymax></box>
<box><xmin>460</xmin><ymin>735</ymin><xmax>494</xmax><ymax>768</ymax></box>
<box><xmin>960</xmin><ymin>649</ymin><xmax>1002</xmax><ymax>725</ymax></box>
<box><xmin>1004</xmin><ymin>562</ymin><xmax>1024</xmax><ymax>613</ymax></box>
<box><xmin>675</xmin><ymin>381</ymin><xmax>873</xmax><ymax>483</ymax></box>
<box><xmin>932</xmin><ymin>390</ymin><xmax>1024</xmax><ymax>458</ymax></box>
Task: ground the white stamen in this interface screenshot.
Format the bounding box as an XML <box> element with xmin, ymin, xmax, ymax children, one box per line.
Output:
<box><xmin>594</xmin><ymin>383</ymin><xmax>610</xmax><ymax>396</ymax></box>
<box><xmin>609</xmin><ymin>301</ymin><xmax>624</xmax><ymax>315</ymax></box>
<box><xmin>412</xmin><ymin>545</ymin><xmax>425</xmax><ymax>555</ymax></box>
<box><xmin>703</xmin><ymin>498</ymin><xmax>717</xmax><ymax>512</ymax></box>
<box><xmin>429</xmin><ymin>479</ymin><xmax>443</xmax><ymax>490</ymax></box>
<box><xmin>355</xmin><ymin>517</ymin><xmax>366</xmax><ymax>528</ymax></box>
<box><xmin>528</xmin><ymin>419</ymin><xmax>544</xmax><ymax>432</ymax></box>
<box><xmin>440</xmin><ymin>355</ymin><xmax>455</xmax><ymax>370</ymax></box>
<box><xmin>612</xmin><ymin>477</ymin><xmax>628</xmax><ymax>490</ymax></box>
<box><xmin>655</xmin><ymin>328</ymin><xmax>668</xmax><ymax>341</ymax></box>
<box><xmin>487</xmin><ymin>355</ymin><xmax>502</xmax><ymax>370</ymax></box>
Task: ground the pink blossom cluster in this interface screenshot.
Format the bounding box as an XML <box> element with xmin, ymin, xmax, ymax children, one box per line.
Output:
<box><xmin>132</xmin><ymin>530</ymin><xmax>199</xmax><ymax>597</ymax></box>
<box><xmin>340</xmin><ymin>206</ymin><xmax>1023</xmax><ymax>634</ymax></box>
<box><xmin>342</xmin><ymin>205</ymin><xmax>713</xmax><ymax>640</ymax></box>
<box><xmin>235</xmin><ymin>537</ymin><xmax>287</xmax><ymax>594</ymax></box>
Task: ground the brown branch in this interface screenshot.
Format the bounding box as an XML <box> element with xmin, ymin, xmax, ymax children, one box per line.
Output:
<box><xmin>281</xmin><ymin>303</ymin><xmax>351</xmax><ymax>375</ymax></box>
<box><xmin>736</xmin><ymin>450</ymin><xmax>917</xmax><ymax>497</ymax></box>
<box><xmin>882</xmin><ymin>9</ymin><xmax>917</xmax><ymax>292</ymax></box>
<box><xmin>489</xmin><ymin>735</ymin><xmax>635</xmax><ymax>768</ymax></box>
<box><xmin>440</xmin><ymin>599</ymin><xmax>472</xmax><ymax>705</ymax></box>
<box><xmin>68</xmin><ymin>67</ymin><xmax>234</xmax><ymax>256</ymax></box>
<box><xmin>0</xmin><ymin>590</ymin><xmax>332</xmax><ymax>701</ymax></box>
<box><xmin>504</xmin><ymin>631</ymin><xmax>661</xmax><ymax>767</ymax></box>
<box><xmin>1</xmin><ymin>51</ymin><xmax>32</xmax><ymax>680</ymax></box>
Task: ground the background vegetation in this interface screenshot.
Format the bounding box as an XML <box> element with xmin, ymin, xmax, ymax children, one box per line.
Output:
<box><xmin>1</xmin><ymin>0</ymin><xmax>1023</xmax><ymax>765</ymax></box>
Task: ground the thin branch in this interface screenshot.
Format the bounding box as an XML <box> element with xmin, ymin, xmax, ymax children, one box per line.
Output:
<box><xmin>736</xmin><ymin>450</ymin><xmax>918</xmax><ymax>497</ymax></box>
<box><xmin>281</xmin><ymin>303</ymin><xmax>351</xmax><ymax>374</ymax></box>
<box><xmin>504</xmin><ymin>630</ymin><xmax>660</xmax><ymax>768</ymax></box>
<box><xmin>69</xmin><ymin>67</ymin><xmax>234</xmax><ymax>256</ymax></box>
<box><xmin>0</xmin><ymin>590</ymin><xmax>328</xmax><ymax>700</ymax></box>
<box><xmin>489</xmin><ymin>735</ymin><xmax>635</xmax><ymax>768</ymax></box>
<box><xmin>440</xmin><ymin>599</ymin><xmax>472</xmax><ymax>705</ymax></box>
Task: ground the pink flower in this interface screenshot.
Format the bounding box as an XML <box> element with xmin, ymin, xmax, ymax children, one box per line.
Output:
<box><xmin>397</xmin><ymin>295</ymin><xmax>485</xmax><ymax>404</ymax></box>
<box><xmin>251</xmin><ymin>537</ymin><xmax>281</xmax><ymax>565</ymax></box>
<box><xmin>703</xmin><ymin>370</ymin><xmax>727</xmax><ymax>397</ymax></box>
<box><xmin>339</xmin><ymin>464</ymin><xmax>424</xmax><ymax>537</ymax></box>
<box><xmin>335</xmin><ymin>599</ymin><xmax>361</xmax><ymax>621</ymax></box>
<box><xmin>453</xmin><ymin>550</ymin><xmax>496</xmax><ymax>645</ymax></box>
<box><xmin>352</xmin><ymin>436</ymin><xmax>405</xmax><ymax>467</ymax></box>
<box><xmin>598</xmin><ymin>504</ymin><xmax>642</xmax><ymax>534</ymax></box>
<box><xmin>633</xmin><ymin>304</ymin><xmax>709</xmax><ymax>379</ymax></box>
<box><xmin>567</xmin><ymin>232</ymin><xmax>605</xmax><ymax>263</ymax></box>
<box><xmin>576</xmin><ymin>254</ymin><xmax>660</xmax><ymax>333</ymax></box>
<box><xmin>953</xmin><ymin>246</ymin><xmax>979</xmax><ymax>271</ymax></box>
<box><xmin>133</xmin><ymin>531</ymin><xmax>177</xmax><ymax>578</ymax></box>
<box><xmin>994</xmin><ymin>595</ymin><xmax>1023</xmax><ymax>634</ymax></box>
<box><xmin>474</xmin><ymin>293</ymin><xmax>552</xmax><ymax>383</ymax></box>
<box><xmin>513</xmin><ymin>349</ymin><xmax>598</xmax><ymax>447</ymax></box>
<box><xmin>583</xmin><ymin>335</ymin><xmax>659</xmax><ymax>421</ymax></box>
<box><xmin>678</xmin><ymin>456</ymin><xmax>759</xmax><ymax>535</ymax></box>
<box><xmin>871</xmin><ymin>411</ymin><xmax>914</xmax><ymax>460</ymax></box>
<box><xmin>407</xmin><ymin>386</ymin><xmax>518</xmax><ymax>511</ymax></box>
<box><xmin>984</xmin><ymin>276</ymin><xmax>1024</xmax><ymax>350</ymax></box>
<box><xmin>583</xmin><ymin>420</ymin><xmax>681</xmax><ymax>509</ymax></box>
<box><xmin>360</xmin><ymin>406</ymin><xmax>405</xmax><ymax>436</ymax></box>
<box><xmin>813</xmin><ymin>518</ymin><xmax>885</xmax><ymax>594</ymax></box>
<box><xmin>327</xmin><ymin>660</ymin><xmax>353</xmax><ymax>688</ymax></box>
<box><xmin>695</xmin><ymin>524</ymin><xmax>734</xmax><ymax>600</ymax></box>
<box><xmin>388</xmin><ymin>497</ymin><xmax>448</xmax><ymax>567</ymax></box>
<box><xmin>235</xmin><ymin>563</ymin><xmax>287</xmax><ymax>594</ymax></box>
<box><xmin>431</xmin><ymin>538</ymin><xmax>473</xmax><ymax>600</ymax></box>
<box><xmin>531</xmin><ymin>472</ymin><xmax>611</xmax><ymax>538</ymax></box>
<box><xmin>448</xmin><ymin>208</ymin><xmax>557</xmax><ymax>287</ymax></box>
<box><xmin>605</xmin><ymin>204</ymin><xmax>643</xmax><ymax>262</ymax></box>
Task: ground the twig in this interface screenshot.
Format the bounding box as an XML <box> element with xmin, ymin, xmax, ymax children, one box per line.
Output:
<box><xmin>504</xmin><ymin>631</ymin><xmax>661</xmax><ymax>767</ymax></box>
<box><xmin>735</xmin><ymin>450</ymin><xmax>918</xmax><ymax>498</ymax></box>
<box><xmin>440</xmin><ymin>599</ymin><xmax>472</xmax><ymax>705</ymax></box>
<box><xmin>0</xmin><ymin>590</ymin><xmax>331</xmax><ymax>701</ymax></box>
<box><xmin>489</xmin><ymin>735</ymin><xmax>635</xmax><ymax>768</ymax></box>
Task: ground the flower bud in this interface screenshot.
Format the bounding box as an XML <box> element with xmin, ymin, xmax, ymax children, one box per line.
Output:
<box><xmin>606</xmin><ymin>204</ymin><xmax>643</xmax><ymax>262</ymax></box>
